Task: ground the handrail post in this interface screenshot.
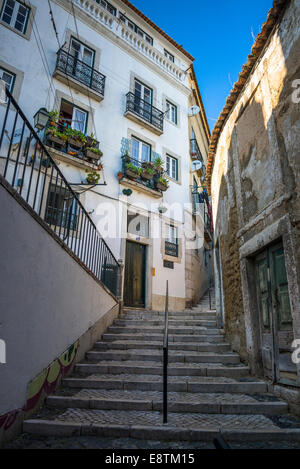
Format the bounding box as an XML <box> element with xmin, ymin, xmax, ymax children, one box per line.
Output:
<box><xmin>163</xmin><ymin>280</ymin><xmax>169</xmax><ymax>424</ymax></box>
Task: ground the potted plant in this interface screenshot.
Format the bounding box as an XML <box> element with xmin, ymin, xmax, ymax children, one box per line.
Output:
<box><xmin>85</xmin><ymin>169</ymin><xmax>100</xmax><ymax>185</ymax></box>
<box><xmin>46</xmin><ymin>128</ymin><xmax>67</xmax><ymax>148</ymax></box>
<box><xmin>125</xmin><ymin>162</ymin><xmax>142</xmax><ymax>179</ymax></box>
<box><xmin>85</xmin><ymin>132</ymin><xmax>99</xmax><ymax>149</ymax></box>
<box><xmin>117</xmin><ymin>171</ymin><xmax>124</xmax><ymax>180</ymax></box>
<box><xmin>141</xmin><ymin>165</ymin><xmax>155</xmax><ymax>181</ymax></box>
<box><xmin>156</xmin><ymin>177</ymin><xmax>169</xmax><ymax>192</ymax></box>
<box><xmin>153</xmin><ymin>156</ymin><xmax>164</xmax><ymax>174</ymax></box>
<box><xmin>123</xmin><ymin>150</ymin><xmax>131</xmax><ymax>163</ymax></box>
<box><xmin>65</xmin><ymin>128</ymin><xmax>86</xmax><ymax>149</ymax></box>
<box><xmin>48</xmin><ymin>110</ymin><xmax>60</xmax><ymax>127</ymax></box>
<box><xmin>84</xmin><ymin>146</ymin><xmax>103</xmax><ymax>161</ymax></box>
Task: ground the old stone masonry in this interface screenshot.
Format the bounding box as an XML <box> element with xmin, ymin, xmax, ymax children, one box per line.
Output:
<box><xmin>22</xmin><ymin>293</ymin><xmax>300</xmax><ymax>446</ymax></box>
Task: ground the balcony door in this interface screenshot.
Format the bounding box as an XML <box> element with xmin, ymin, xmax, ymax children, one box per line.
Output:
<box><xmin>131</xmin><ymin>137</ymin><xmax>151</xmax><ymax>164</ymax></box>
<box><xmin>70</xmin><ymin>38</ymin><xmax>95</xmax><ymax>87</ymax></box>
<box><xmin>59</xmin><ymin>100</ymin><xmax>87</xmax><ymax>133</ymax></box>
<box><xmin>134</xmin><ymin>80</ymin><xmax>152</xmax><ymax>123</ymax></box>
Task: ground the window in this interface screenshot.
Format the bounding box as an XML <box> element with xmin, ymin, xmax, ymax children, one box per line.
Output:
<box><xmin>119</xmin><ymin>13</ymin><xmax>153</xmax><ymax>45</ymax></box>
<box><xmin>164</xmin><ymin>49</ymin><xmax>174</xmax><ymax>63</ymax></box>
<box><xmin>69</xmin><ymin>38</ymin><xmax>95</xmax><ymax>68</ymax></box>
<box><xmin>45</xmin><ymin>184</ymin><xmax>79</xmax><ymax>232</ymax></box>
<box><xmin>96</xmin><ymin>0</ymin><xmax>116</xmax><ymax>16</ymax></box>
<box><xmin>131</xmin><ymin>137</ymin><xmax>151</xmax><ymax>163</ymax></box>
<box><xmin>59</xmin><ymin>100</ymin><xmax>88</xmax><ymax>134</ymax></box>
<box><xmin>165</xmin><ymin>224</ymin><xmax>178</xmax><ymax>257</ymax></box>
<box><xmin>0</xmin><ymin>67</ymin><xmax>15</xmax><ymax>101</ymax></box>
<box><xmin>127</xmin><ymin>211</ymin><xmax>149</xmax><ymax>238</ymax></box>
<box><xmin>1</xmin><ymin>0</ymin><xmax>30</xmax><ymax>34</ymax></box>
<box><xmin>166</xmin><ymin>100</ymin><xmax>177</xmax><ymax>124</ymax></box>
<box><xmin>166</xmin><ymin>154</ymin><xmax>178</xmax><ymax>181</ymax></box>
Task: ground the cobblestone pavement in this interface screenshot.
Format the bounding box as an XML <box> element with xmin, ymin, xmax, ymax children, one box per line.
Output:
<box><xmin>4</xmin><ymin>434</ymin><xmax>300</xmax><ymax>450</ymax></box>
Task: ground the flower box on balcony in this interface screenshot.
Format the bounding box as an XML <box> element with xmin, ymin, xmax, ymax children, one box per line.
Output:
<box><xmin>156</xmin><ymin>178</ymin><xmax>169</xmax><ymax>192</ymax></box>
<box><xmin>68</xmin><ymin>137</ymin><xmax>83</xmax><ymax>149</ymax></box>
<box><xmin>84</xmin><ymin>147</ymin><xmax>103</xmax><ymax>161</ymax></box>
<box><xmin>125</xmin><ymin>163</ymin><xmax>142</xmax><ymax>179</ymax></box>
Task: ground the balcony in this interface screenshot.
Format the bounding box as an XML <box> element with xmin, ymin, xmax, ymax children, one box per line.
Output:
<box><xmin>190</xmin><ymin>139</ymin><xmax>204</xmax><ymax>162</ymax></box>
<box><xmin>118</xmin><ymin>155</ymin><xmax>169</xmax><ymax>198</ymax></box>
<box><xmin>204</xmin><ymin>210</ymin><xmax>214</xmax><ymax>241</ymax></box>
<box><xmin>53</xmin><ymin>49</ymin><xmax>106</xmax><ymax>102</ymax></box>
<box><xmin>124</xmin><ymin>92</ymin><xmax>164</xmax><ymax>135</ymax></box>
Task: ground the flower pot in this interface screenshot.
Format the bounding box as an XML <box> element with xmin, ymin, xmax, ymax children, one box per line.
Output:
<box><xmin>68</xmin><ymin>137</ymin><xmax>83</xmax><ymax>149</ymax></box>
<box><xmin>141</xmin><ymin>171</ymin><xmax>154</xmax><ymax>181</ymax></box>
<box><xmin>47</xmin><ymin>134</ymin><xmax>66</xmax><ymax>148</ymax></box>
<box><xmin>126</xmin><ymin>169</ymin><xmax>139</xmax><ymax>179</ymax></box>
<box><xmin>85</xmin><ymin>148</ymin><xmax>101</xmax><ymax>160</ymax></box>
<box><xmin>156</xmin><ymin>182</ymin><xmax>168</xmax><ymax>192</ymax></box>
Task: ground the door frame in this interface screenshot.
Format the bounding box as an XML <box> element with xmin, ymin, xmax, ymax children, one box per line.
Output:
<box><xmin>239</xmin><ymin>215</ymin><xmax>300</xmax><ymax>385</ymax></box>
<box><xmin>124</xmin><ymin>239</ymin><xmax>147</xmax><ymax>308</ymax></box>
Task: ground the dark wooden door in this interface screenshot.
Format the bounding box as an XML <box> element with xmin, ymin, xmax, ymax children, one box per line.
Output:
<box><xmin>255</xmin><ymin>242</ymin><xmax>296</xmax><ymax>384</ymax></box>
<box><xmin>124</xmin><ymin>241</ymin><xmax>146</xmax><ymax>308</ymax></box>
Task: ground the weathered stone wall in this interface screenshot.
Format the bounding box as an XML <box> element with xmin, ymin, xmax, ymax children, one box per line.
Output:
<box><xmin>211</xmin><ymin>0</ymin><xmax>300</xmax><ymax>370</ymax></box>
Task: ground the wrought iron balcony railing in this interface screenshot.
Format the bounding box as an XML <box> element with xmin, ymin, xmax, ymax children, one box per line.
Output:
<box><xmin>55</xmin><ymin>49</ymin><xmax>106</xmax><ymax>96</ymax></box>
<box><xmin>125</xmin><ymin>92</ymin><xmax>164</xmax><ymax>132</ymax></box>
<box><xmin>190</xmin><ymin>138</ymin><xmax>204</xmax><ymax>163</ymax></box>
<box><xmin>121</xmin><ymin>155</ymin><xmax>167</xmax><ymax>193</ymax></box>
<box><xmin>165</xmin><ymin>241</ymin><xmax>179</xmax><ymax>257</ymax></box>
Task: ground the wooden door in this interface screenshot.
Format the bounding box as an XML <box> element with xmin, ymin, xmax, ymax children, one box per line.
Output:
<box><xmin>124</xmin><ymin>241</ymin><xmax>146</xmax><ymax>308</ymax></box>
<box><xmin>255</xmin><ymin>242</ymin><xmax>296</xmax><ymax>384</ymax></box>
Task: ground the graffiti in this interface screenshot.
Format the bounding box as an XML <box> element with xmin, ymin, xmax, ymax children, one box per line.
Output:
<box><xmin>0</xmin><ymin>341</ymin><xmax>78</xmax><ymax>432</ymax></box>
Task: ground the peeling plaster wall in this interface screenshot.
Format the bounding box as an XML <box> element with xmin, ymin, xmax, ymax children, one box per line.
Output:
<box><xmin>211</xmin><ymin>0</ymin><xmax>300</xmax><ymax>367</ymax></box>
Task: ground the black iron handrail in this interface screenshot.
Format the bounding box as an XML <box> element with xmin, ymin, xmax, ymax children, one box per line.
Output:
<box><xmin>163</xmin><ymin>280</ymin><xmax>169</xmax><ymax>424</ymax></box>
<box><xmin>0</xmin><ymin>88</ymin><xmax>120</xmax><ymax>297</ymax></box>
<box><xmin>125</xmin><ymin>92</ymin><xmax>164</xmax><ymax>132</ymax></box>
<box><xmin>55</xmin><ymin>49</ymin><xmax>106</xmax><ymax>96</ymax></box>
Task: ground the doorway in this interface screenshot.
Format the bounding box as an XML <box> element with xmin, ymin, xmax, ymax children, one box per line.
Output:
<box><xmin>255</xmin><ymin>241</ymin><xmax>297</xmax><ymax>384</ymax></box>
<box><xmin>124</xmin><ymin>241</ymin><xmax>146</xmax><ymax>308</ymax></box>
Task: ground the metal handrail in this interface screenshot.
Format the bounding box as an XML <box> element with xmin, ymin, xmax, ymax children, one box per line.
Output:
<box><xmin>125</xmin><ymin>92</ymin><xmax>164</xmax><ymax>131</ymax></box>
<box><xmin>0</xmin><ymin>88</ymin><xmax>120</xmax><ymax>296</ymax></box>
<box><xmin>163</xmin><ymin>280</ymin><xmax>169</xmax><ymax>424</ymax></box>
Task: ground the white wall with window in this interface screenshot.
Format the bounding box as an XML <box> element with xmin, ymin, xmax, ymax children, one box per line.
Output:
<box><xmin>1</xmin><ymin>0</ymin><xmax>30</xmax><ymax>34</ymax></box>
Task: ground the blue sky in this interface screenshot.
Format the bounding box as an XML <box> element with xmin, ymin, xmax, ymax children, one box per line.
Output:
<box><xmin>130</xmin><ymin>0</ymin><xmax>273</xmax><ymax>131</ymax></box>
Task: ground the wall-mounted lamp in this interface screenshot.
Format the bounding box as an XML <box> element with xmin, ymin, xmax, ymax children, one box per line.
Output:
<box><xmin>33</xmin><ymin>107</ymin><xmax>49</xmax><ymax>131</ymax></box>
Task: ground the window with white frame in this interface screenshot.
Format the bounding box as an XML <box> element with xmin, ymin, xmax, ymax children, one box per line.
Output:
<box><xmin>95</xmin><ymin>0</ymin><xmax>116</xmax><ymax>16</ymax></box>
<box><xmin>166</xmin><ymin>154</ymin><xmax>178</xmax><ymax>181</ymax></box>
<box><xmin>164</xmin><ymin>49</ymin><xmax>174</xmax><ymax>63</ymax></box>
<box><xmin>131</xmin><ymin>137</ymin><xmax>151</xmax><ymax>163</ymax></box>
<box><xmin>1</xmin><ymin>0</ymin><xmax>30</xmax><ymax>34</ymax></box>
<box><xmin>166</xmin><ymin>100</ymin><xmax>177</xmax><ymax>124</ymax></box>
<box><xmin>119</xmin><ymin>13</ymin><xmax>153</xmax><ymax>45</ymax></box>
<box><xmin>165</xmin><ymin>224</ymin><xmax>179</xmax><ymax>257</ymax></box>
<box><xmin>59</xmin><ymin>100</ymin><xmax>88</xmax><ymax>133</ymax></box>
<box><xmin>0</xmin><ymin>67</ymin><xmax>15</xmax><ymax>100</ymax></box>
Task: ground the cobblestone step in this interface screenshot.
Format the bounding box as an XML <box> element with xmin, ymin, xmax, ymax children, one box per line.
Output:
<box><xmin>62</xmin><ymin>374</ymin><xmax>268</xmax><ymax>393</ymax></box>
<box><xmin>95</xmin><ymin>341</ymin><xmax>231</xmax><ymax>352</ymax></box>
<box><xmin>107</xmin><ymin>326</ymin><xmax>221</xmax><ymax>335</ymax></box>
<box><xmin>46</xmin><ymin>391</ymin><xmax>288</xmax><ymax>415</ymax></box>
<box><xmin>86</xmin><ymin>350</ymin><xmax>240</xmax><ymax>365</ymax></box>
<box><xmin>23</xmin><ymin>409</ymin><xmax>300</xmax><ymax>442</ymax></box>
<box><xmin>75</xmin><ymin>361</ymin><xmax>250</xmax><ymax>378</ymax></box>
<box><xmin>102</xmin><ymin>333</ymin><xmax>225</xmax><ymax>343</ymax></box>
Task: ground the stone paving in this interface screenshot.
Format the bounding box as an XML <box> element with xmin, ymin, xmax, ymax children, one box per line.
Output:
<box><xmin>11</xmin><ymin>292</ymin><xmax>300</xmax><ymax>447</ymax></box>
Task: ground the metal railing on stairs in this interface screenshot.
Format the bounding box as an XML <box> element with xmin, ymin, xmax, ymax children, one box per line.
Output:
<box><xmin>163</xmin><ymin>280</ymin><xmax>169</xmax><ymax>424</ymax></box>
<box><xmin>0</xmin><ymin>88</ymin><xmax>120</xmax><ymax>297</ymax></box>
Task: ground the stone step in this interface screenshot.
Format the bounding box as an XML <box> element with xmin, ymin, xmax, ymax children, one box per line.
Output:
<box><xmin>62</xmin><ymin>374</ymin><xmax>268</xmax><ymax>393</ymax></box>
<box><xmin>114</xmin><ymin>319</ymin><xmax>217</xmax><ymax>327</ymax></box>
<box><xmin>86</xmin><ymin>350</ymin><xmax>240</xmax><ymax>365</ymax></box>
<box><xmin>46</xmin><ymin>390</ymin><xmax>288</xmax><ymax>415</ymax></box>
<box><xmin>107</xmin><ymin>326</ymin><xmax>221</xmax><ymax>335</ymax></box>
<box><xmin>124</xmin><ymin>310</ymin><xmax>217</xmax><ymax>318</ymax></box>
<box><xmin>23</xmin><ymin>409</ymin><xmax>300</xmax><ymax>442</ymax></box>
<box><xmin>95</xmin><ymin>341</ymin><xmax>231</xmax><ymax>353</ymax></box>
<box><xmin>75</xmin><ymin>361</ymin><xmax>249</xmax><ymax>378</ymax></box>
<box><xmin>121</xmin><ymin>313</ymin><xmax>217</xmax><ymax>321</ymax></box>
<box><xmin>102</xmin><ymin>333</ymin><xmax>225</xmax><ymax>343</ymax></box>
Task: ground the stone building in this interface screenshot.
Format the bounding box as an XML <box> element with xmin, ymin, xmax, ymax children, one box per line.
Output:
<box><xmin>207</xmin><ymin>0</ymin><xmax>300</xmax><ymax>402</ymax></box>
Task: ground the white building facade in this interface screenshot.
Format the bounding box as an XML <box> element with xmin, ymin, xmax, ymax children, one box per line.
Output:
<box><xmin>0</xmin><ymin>0</ymin><xmax>211</xmax><ymax>311</ymax></box>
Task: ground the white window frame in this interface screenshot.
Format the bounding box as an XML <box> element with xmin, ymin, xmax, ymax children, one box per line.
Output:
<box><xmin>1</xmin><ymin>0</ymin><xmax>30</xmax><ymax>34</ymax></box>
<box><xmin>0</xmin><ymin>67</ymin><xmax>15</xmax><ymax>100</ymax></box>
<box><xmin>166</xmin><ymin>154</ymin><xmax>178</xmax><ymax>181</ymax></box>
<box><xmin>164</xmin><ymin>49</ymin><xmax>174</xmax><ymax>63</ymax></box>
<box><xmin>119</xmin><ymin>13</ymin><xmax>153</xmax><ymax>45</ymax></box>
<box><xmin>60</xmin><ymin>100</ymin><xmax>88</xmax><ymax>134</ymax></box>
<box><xmin>166</xmin><ymin>100</ymin><xmax>177</xmax><ymax>124</ymax></box>
<box><xmin>131</xmin><ymin>137</ymin><xmax>151</xmax><ymax>163</ymax></box>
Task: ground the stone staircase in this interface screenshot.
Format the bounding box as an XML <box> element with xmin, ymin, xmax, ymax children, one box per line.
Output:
<box><xmin>23</xmin><ymin>292</ymin><xmax>300</xmax><ymax>444</ymax></box>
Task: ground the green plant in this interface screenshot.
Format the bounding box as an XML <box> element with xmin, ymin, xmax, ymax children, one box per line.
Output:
<box><xmin>55</xmin><ymin>130</ymin><xmax>68</xmax><ymax>141</ymax></box>
<box><xmin>153</xmin><ymin>156</ymin><xmax>165</xmax><ymax>173</ymax></box>
<box><xmin>86</xmin><ymin>147</ymin><xmax>103</xmax><ymax>156</ymax></box>
<box><xmin>144</xmin><ymin>167</ymin><xmax>155</xmax><ymax>175</ymax></box>
<box><xmin>85</xmin><ymin>169</ymin><xmax>100</xmax><ymax>184</ymax></box>
<box><xmin>65</xmin><ymin>127</ymin><xmax>87</xmax><ymax>144</ymax></box>
<box><xmin>48</xmin><ymin>110</ymin><xmax>60</xmax><ymax>123</ymax></box>
<box><xmin>158</xmin><ymin>177</ymin><xmax>169</xmax><ymax>187</ymax></box>
<box><xmin>126</xmin><ymin>162</ymin><xmax>142</xmax><ymax>175</ymax></box>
